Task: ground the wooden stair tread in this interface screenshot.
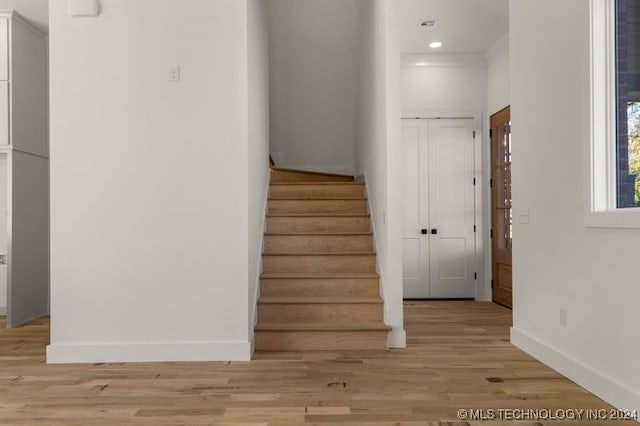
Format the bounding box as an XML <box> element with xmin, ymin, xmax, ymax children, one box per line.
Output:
<box><xmin>258</xmin><ymin>297</ymin><xmax>383</xmax><ymax>304</ymax></box>
<box><xmin>263</xmin><ymin>252</ymin><xmax>375</xmax><ymax>256</ymax></box>
<box><xmin>269</xmin><ymin>197</ymin><xmax>367</xmax><ymax>201</ymax></box>
<box><xmin>269</xmin><ymin>197</ymin><xmax>367</xmax><ymax>200</ymax></box>
<box><xmin>264</xmin><ymin>232</ymin><xmax>372</xmax><ymax>236</ymax></box>
<box><xmin>270</xmin><ymin>182</ymin><xmax>364</xmax><ymax>186</ymax></box>
<box><xmin>255</xmin><ymin>323</ymin><xmax>391</xmax><ymax>332</ymax></box>
<box><xmin>267</xmin><ymin>213</ymin><xmax>370</xmax><ymax>217</ymax></box>
<box><xmin>261</xmin><ymin>272</ymin><xmax>379</xmax><ymax>279</ymax></box>
<box><xmin>271</xmin><ymin>167</ymin><xmax>354</xmax><ymax>179</ymax></box>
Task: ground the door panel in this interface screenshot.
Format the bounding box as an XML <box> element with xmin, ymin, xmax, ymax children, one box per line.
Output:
<box><xmin>7</xmin><ymin>152</ymin><xmax>49</xmax><ymax>327</ymax></box>
<box><xmin>491</xmin><ymin>107</ymin><xmax>513</xmax><ymax>308</ymax></box>
<box><xmin>428</xmin><ymin>119</ymin><xmax>476</xmax><ymax>298</ymax></box>
<box><xmin>401</xmin><ymin>122</ymin><xmax>430</xmax><ymax>298</ymax></box>
<box><xmin>401</xmin><ymin>118</ymin><xmax>476</xmax><ymax>299</ymax></box>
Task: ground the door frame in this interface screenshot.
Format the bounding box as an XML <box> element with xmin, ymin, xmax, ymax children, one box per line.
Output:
<box><xmin>401</xmin><ymin>109</ymin><xmax>485</xmax><ymax>301</ymax></box>
<box><xmin>489</xmin><ymin>106</ymin><xmax>512</xmax><ymax>308</ymax></box>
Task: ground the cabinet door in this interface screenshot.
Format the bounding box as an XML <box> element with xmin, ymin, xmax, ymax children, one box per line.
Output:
<box><xmin>0</xmin><ymin>81</ymin><xmax>7</xmax><ymax>145</ymax></box>
<box><xmin>0</xmin><ymin>19</ymin><xmax>7</xmax><ymax>81</ymax></box>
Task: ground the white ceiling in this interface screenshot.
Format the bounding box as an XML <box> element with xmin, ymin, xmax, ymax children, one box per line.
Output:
<box><xmin>398</xmin><ymin>0</ymin><xmax>509</xmax><ymax>54</ymax></box>
<box><xmin>0</xmin><ymin>0</ymin><xmax>47</xmax><ymax>33</ymax></box>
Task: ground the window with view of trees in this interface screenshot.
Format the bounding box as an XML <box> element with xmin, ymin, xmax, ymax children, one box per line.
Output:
<box><xmin>616</xmin><ymin>0</ymin><xmax>640</xmax><ymax>207</ymax></box>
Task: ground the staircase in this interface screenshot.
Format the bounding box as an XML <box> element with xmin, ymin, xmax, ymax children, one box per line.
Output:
<box><xmin>254</xmin><ymin>167</ymin><xmax>390</xmax><ymax>351</ymax></box>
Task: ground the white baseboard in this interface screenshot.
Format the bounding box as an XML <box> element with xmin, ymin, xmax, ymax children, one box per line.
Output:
<box><xmin>388</xmin><ymin>327</ymin><xmax>407</xmax><ymax>348</ymax></box>
<box><xmin>248</xmin><ymin>167</ymin><xmax>271</xmax><ymax>357</ymax></box>
<box><xmin>363</xmin><ymin>171</ymin><xmax>407</xmax><ymax>350</ymax></box>
<box><xmin>0</xmin><ymin>306</ymin><xmax>6</xmax><ymax>316</ymax></box>
<box><xmin>511</xmin><ymin>327</ymin><xmax>640</xmax><ymax>418</ymax></box>
<box><xmin>477</xmin><ymin>287</ymin><xmax>492</xmax><ymax>302</ymax></box>
<box><xmin>46</xmin><ymin>341</ymin><xmax>252</xmax><ymax>364</ymax></box>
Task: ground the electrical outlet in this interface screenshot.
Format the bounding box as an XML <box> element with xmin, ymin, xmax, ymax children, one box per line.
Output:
<box><xmin>169</xmin><ymin>66</ymin><xmax>180</xmax><ymax>82</ymax></box>
<box><xmin>560</xmin><ymin>307</ymin><xmax>568</xmax><ymax>326</ymax></box>
<box><xmin>519</xmin><ymin>210</ymin><xmax>531</xmax><ymax>224</ymax></box>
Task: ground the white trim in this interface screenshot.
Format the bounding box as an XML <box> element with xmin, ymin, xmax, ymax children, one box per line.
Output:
<box><xmin>511</xmin><ymin>327</ymin><xmax>640</xmax><ymax>419</ymax></box>
<box><xmin>248</xmin><ymin>167</ymin><xmax>270</xmax><ymax>353</ymax></box>
<box><xmin>362</xmin><ymin>171</ymin><xmax>406</xmax><ymax>349</ymax></box>
<box><xmin>388</xmin><ymin>328</ymin><xmax>406</xmax><ymax>348</ymax></box>
<box><xmin>586</xmin><ymin>0</ymin><xmax>640</xmax><ymax>229</ymax></box>
<box><xmin>400</xmin><ymin>112</ymin><xmax>487</xmax><ymax>301</ymax></box>
<box><xmin>46</xmin><ymin>341</ymin><xmax>252</xmax><ymax>364</ymax></box>
<box><xmin>401</xmin><ymin>53</ymin><xmax>486</xmax><ymax>68</ymax></box>
<box><xmin>0</xmin><ymin>306</ymin><xmax>6</xmax><ymax>316</ymax></box>
<box><xmin>402</xmin><ymin>109</ymin><xmax>479</xmax><ymax>120</ymax></box>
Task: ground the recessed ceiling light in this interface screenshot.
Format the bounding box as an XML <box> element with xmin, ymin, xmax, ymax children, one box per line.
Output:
<box><xmin>429</xmin><ymin>41</ymin><xmax>443</xmax><ymax>49</ymax></box>
<box><xmin>415</xmin><ymin>62</ymin><xmax>428</xmax><ymax>66</ymax></box>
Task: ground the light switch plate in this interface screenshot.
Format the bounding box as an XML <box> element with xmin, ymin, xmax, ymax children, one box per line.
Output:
<box><xmin>519</xmin><ymin>210</ymin><xmax>530</xmax><ymax>224</ymax></box>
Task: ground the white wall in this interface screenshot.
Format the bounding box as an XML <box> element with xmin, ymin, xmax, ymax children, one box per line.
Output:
<box><xmin>401</xmin><ymin>55</ymin><xmax>487</xmax><ymax>116</ymax></box>
<box><xmin>48</xmin><ymin>0</ymin><xmax>251</xmax><ymax>363</ymax></box>
<box><xmin>247</xmin><ymin>0</ymin><xmax>270</xmax><ymax>347</ymax></box>
<box><xmin>267</xmin><ymin>0</ymin><xmax>360</xmax><ymax>175</ymax></box>
<box><xmin>356</xmin><ymin>0</ymin><xmax>405</xmax><ymax>348</ymax></box>
<box><xmin>0</xmin><ymin>0</ymin><xmax>47</xmax><ymax>33</ymax></box>
<box><xmin>510</xmin><ymin>0</ymin><xmax>640</xmax><ymax>412</ymax></box>
<box><xmin>486</xmin><ymin>34</ymin><xmax>510</xmax><ymax>116</ymax></box>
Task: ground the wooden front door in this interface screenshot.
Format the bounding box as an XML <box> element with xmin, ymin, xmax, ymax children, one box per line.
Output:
<box><xmin>490</xmin><ymin>107</ymin><xmax>512</xmax><ymax>308</ymax></box>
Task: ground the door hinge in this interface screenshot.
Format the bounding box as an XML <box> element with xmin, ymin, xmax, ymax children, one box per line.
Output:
<box><xmin>473</xmin><ymin>177</ymin><xmax>476</xmax><ymax>186</ymax></box>
<box><xmin>474</xmin><ymin>272</ymin><xmax>478</xmax><ymax>280</ymax></box>
<box><xmin>473</xmin><ymin>225</ymin><xmax>477</xmax><ymax>233</ymax></box>
<box><xmin>490</xmin><ymin>228</ymin><xmax>493</xmax><ymax>239</ymax></box>
<box><xmin>491</xmin><ymin>279</ymin><xmax>495</xmax><ymax>289</ymax></box>
<box><xmin>490</xmin><ymin>178</ymin><xmax>493</xmax><ymax>188</ymax></box>
<box><xmin>473</xmin><ymin>130</ymin><xmax>476</xmax><ymax>138</ymax></box>
<box><xmin>489</xmin><ymin>128</ymin><xmax>493</xmax><ymax>138</ymax></box>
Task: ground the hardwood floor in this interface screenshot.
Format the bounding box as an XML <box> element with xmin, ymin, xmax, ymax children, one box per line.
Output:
<box><xmin>0</xmin><ymin>302</ymin><xmax>633</xmax><ymax>425</ymax></box>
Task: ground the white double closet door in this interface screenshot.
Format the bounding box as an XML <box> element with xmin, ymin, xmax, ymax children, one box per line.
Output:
<box><xmin>402</xmin><ymin>118</ymin><xmax>476</xmax><ymax>299</ymax></box>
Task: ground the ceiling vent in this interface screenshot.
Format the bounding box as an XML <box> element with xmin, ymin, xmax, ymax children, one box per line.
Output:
<box><xmin>420</xmin><ymin>19</ymin><xmax>438</xmax><ymax>28</ymax></box>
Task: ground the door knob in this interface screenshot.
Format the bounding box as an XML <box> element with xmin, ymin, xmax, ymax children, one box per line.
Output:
<box><xmin>431</xmin><ymin>229</ymin><xmax>438</xmax><ymax>235</ymax></box>
<box><xmin>421</xmin><ymin>229</ymin><xmax>428</xmax><ymax>235</ymax></box>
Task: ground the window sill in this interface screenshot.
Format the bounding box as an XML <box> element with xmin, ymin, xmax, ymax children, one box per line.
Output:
<box><xmin>585</xmin><ymin>209</ymin><xmax>640</xmax><ymax>229</ymax></box>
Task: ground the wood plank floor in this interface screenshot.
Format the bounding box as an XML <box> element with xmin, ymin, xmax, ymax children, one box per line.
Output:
<box><xmin>0</xmin><ymin>301</ymin><xmax>634</xmax><ymax>425</ymax></box>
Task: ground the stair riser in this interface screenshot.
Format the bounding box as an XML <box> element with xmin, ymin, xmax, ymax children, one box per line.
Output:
<box><xmin>269</xmin><ymin>184</ymin><xmax>365</xmax><ymax>199</ymax></box>
<box><xmin>258</xmin><ymin>303</ymin><xmax>383</xmax><ymax>323</ymax></box>
<box><xmin>264</xmin><ymin>235</ymin><xmax>373</xmax><ymax>253</ymax></box>
<box><xmin>271</xmin><ymin>169</ymin><xmax>354</xmax><ymax>183</ymax></box>
<box><xmin>266</xmin><ymin>217</ymin><xmax>370</xmax><ymax>233</ymax></box>
<box><xmin>260</xmin><ymin>278</ymin><xmax>380</xmax><ymax>298</ymax></box>
<box><xmin>263</xmin><ymin>255</ymin><xmax>376</xmax><ymax>273</ymax></box>
<box><xmin>268</xmin><ymin>200</ymin><xmax>368</xmax><ymax>215</ymax></box>
<box><xmin>255</xmin><ymin>331</ymin><xmax>388</xmax><ymax>351</ymax></box>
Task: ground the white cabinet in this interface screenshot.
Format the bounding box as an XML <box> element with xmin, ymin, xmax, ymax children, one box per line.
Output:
<box><xmin>0</xmin><ymin>18</ymin><xmax>8</xmax><ymax>82</ymax></box>
<box><xmin>0</xmin><ymin>12</ymin><xmax>48</xmax><ymax>327</ymax></box>
<box><xmin>0</xmin><ymin>81</ymin><xmax>8</xmax><ymax>146</ymax></box>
